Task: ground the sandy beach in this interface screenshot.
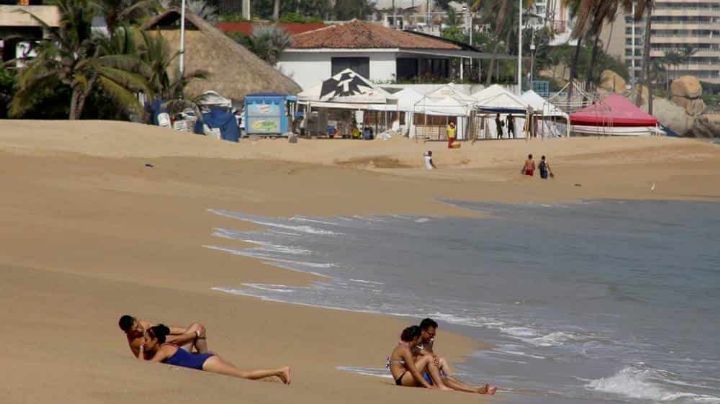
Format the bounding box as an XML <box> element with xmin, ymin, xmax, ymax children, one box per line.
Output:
<box><xmin>1</xmin><ymin>120</ymin><xmax>719</xmax><ymax>404</ymax></box>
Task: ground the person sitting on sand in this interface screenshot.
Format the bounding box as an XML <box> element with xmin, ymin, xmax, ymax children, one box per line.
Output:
<box><xmin>522</xmin><ymin>154</ymin><xmax>536</xmax><ymax>177</ymax></box>
<box><xmin>415</xmin><ymin>318</ymin><xmax>496</xmax><ymax>394</ymax></box>
<box><xmin>388</xmin><ymin>326</ymin><xmax>451</xmax><ymax>390</ymax></box>
<box><xmin>424</xmin><ymin>151</ymin><xmax>436</xmax><ymax>170</ymax></box>
<box><xmin>142</xmin><ymin>325</ymin><xmax>291</xmax><ymax>384</ymax></box>
<box><xmin>118</xmin><ymin>314</ymin><xmax>208</xmax><ymax>359</ymax></box>
<box><xmin>415</xmin><ymin>318</ymin><xmax>451</xmax><ymax>375</ymax></box>
<box><xmin>389</xmin><ymin>326</ymin><xmax>496</xmax><ymax>394</ymax></box>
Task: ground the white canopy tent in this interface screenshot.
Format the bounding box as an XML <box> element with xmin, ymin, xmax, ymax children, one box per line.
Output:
<box><xmin>297</xmin><ymin>69</ymin><xmax>397</xmax><ymax>137</ymax></box>
<box><xmin>411</xmin><ymin>93</ymin><xmax>475</xmax><ymax>140</ymax></box>
<box><xmin>472</xmin><ymin>85</ymin><xmax>529</xmax><ymax>139</ymax></box>
<box><xmin>521</xmin><ymin>90</ymin><xmax>570</xmax><ymax>137</ymax></box>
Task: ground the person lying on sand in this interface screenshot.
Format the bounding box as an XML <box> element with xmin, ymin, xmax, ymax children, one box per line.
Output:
<box><xmin>388</xmin><ymin>326</ymin><xmax>451</xmax><ymax>390</ymax></box>
<box><xmin>118</xmin><ymin>314</ymin><xmax>208</xmax><ymax>358</ymax></box>
<box><xmin>415</xmin><ymin>318</ymin><xmax>497</xmax><ymax>394</ymax></box>
<box><xmin>142</xmin><ymin>325</ymin><xmax>291</xmax><ymax>384</ymax></box>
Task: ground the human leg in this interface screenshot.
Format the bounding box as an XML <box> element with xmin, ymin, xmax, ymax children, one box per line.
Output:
<box><xmin>202</xmin><ymin>356</ymin><xmax>291</xmax><ymax>384</ymax></box>
<box><xmin>436</xmin><ymin>356</ymin><xmax>453</xmax><ymax>376</ymax></box>
<box><xmin>416</xmin><ymin>356</ymin><xmax>451</xmax><ymax>391</ymax></box>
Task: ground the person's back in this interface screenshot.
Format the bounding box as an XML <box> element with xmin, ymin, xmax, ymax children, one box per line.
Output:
<box><xmin>539</xmin><ymin>156</ymin><xmax>550</xmax><ymax>179</ymax></box>
<box><xmin>522</xmin><ymin>154</ymin><xmax>535</xmax><ymax>176</ymax></box>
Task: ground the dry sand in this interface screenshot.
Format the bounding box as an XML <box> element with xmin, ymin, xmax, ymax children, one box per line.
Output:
<box><xmin>1</xmin><ymin>120</ymin><xmax>719</xmax><ymax>404</ymax></box>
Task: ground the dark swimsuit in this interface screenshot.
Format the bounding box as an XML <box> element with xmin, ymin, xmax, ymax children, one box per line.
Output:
<box><xmin>163</xmin><ymin>347</ymin><xmax>214</xmax><ymax>370</ymax></box>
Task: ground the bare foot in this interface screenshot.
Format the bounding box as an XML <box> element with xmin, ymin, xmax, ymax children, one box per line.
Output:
<box><xmin>439</xmin><ymin>386</ymin><xmax>454</xmax><ymax>391</ymax></box>
<box><xmin>278</xmin><ymin>366</ymin><xmax>291</xmax><ymax>385</ymax></box>
<box><xmin>477</xmin><ymin>384</ymin><xmax>498</xmax><ymax>395</ymax></box>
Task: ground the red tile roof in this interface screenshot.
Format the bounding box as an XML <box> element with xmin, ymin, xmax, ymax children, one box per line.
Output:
<box><xmin>290</xmin><ymin>20</ymin><xmax>461</xmax><ymax>50</ymax></box>
<box><xmin>216</xmin><ymin>21</ymin><xmax>327</xmax><ymax>36</ymax></box>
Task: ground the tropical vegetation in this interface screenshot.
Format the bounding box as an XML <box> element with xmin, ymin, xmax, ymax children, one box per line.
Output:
<box><xmin>5</xmin><ymin>0</ymin><xmax>208</xmax><ymax>120</ymax></box>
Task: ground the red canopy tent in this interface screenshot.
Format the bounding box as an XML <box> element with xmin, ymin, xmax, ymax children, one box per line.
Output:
<box><xmin>570</xmin><ymin>94</ymin><xmax>658</xmax><ymax>127</ymax></box>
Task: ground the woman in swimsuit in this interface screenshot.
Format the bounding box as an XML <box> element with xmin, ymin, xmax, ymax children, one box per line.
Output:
<box><xmin>388</xmin><ymin>326</ymin><xmax>452</xmax><ymax>390</ymax></box>
<box><xmin>142</xmin><ymin>325</ymin><xmax>291</xmax><ymax>384</ymax></box>
<box><xmin>389</xmin><ymin>326</ymin><xmax>498</xmax><ymax>395</ymax></box>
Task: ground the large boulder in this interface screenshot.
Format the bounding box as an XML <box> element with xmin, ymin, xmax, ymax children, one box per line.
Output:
<box><xmin>671</xmin><ymin>76</ymin><xmax>705</xmax><ymax>115</ymax></box>
<box><xmin>651</xmin><ymin>98</ymin><xmax>695</xmax><ymax>136</ymax></box>
<box><xmin>688</xmin><ymin>114</ymin><xmax>720</xmax><ymax>138</ymax></box>
<box><xmin>598</xmin><ymin>70</ymin><xmax>626</xmax><ymax>94</ymax></box>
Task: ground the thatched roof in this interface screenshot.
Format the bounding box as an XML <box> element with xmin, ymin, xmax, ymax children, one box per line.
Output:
<box><xmin>142</xmin><ymin>10</ymin><xmax>300</xmax><ymax>101</ymax></box>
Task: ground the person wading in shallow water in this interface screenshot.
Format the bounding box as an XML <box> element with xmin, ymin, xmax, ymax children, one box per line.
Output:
<box><xmin>522</xmin><ymin>154</ymin><xmax>536</xmax><ymax>176</ymax></box>
<box><xmin>539</xmin><ymin>155</ymin><xmax>554</xmax><ymax>179</ymax></box>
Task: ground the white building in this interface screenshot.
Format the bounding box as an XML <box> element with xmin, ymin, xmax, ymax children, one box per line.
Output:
<box><xmin>278</xmin><ymin>20</ymin><xmax>497</xmax><ymax>90</ymax></box>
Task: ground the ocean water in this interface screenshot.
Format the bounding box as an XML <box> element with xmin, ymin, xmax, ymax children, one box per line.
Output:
<box><xmin>207</xmin><ymin>201</ymin><xmax>720</xmax><ymax>404</ymax></box>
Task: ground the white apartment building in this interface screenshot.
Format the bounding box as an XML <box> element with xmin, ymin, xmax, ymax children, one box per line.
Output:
<box><xmin>624</xmin><ymin>0</ymin><xmax>720</xmax><ymax>84</ymax></box>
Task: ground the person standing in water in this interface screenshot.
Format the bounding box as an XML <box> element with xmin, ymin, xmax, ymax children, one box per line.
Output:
<box><xmin>539</xmin><ymin>155</ymin><xmax>553</xmax><ymax>179</ymax></box>
<box><xmin>522</xmin><ymin>154</ymin><xmax>536</xmax><ymax>176</ymax></box>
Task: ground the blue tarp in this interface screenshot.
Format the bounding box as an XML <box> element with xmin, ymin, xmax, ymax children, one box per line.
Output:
<box><xmin>202</xmin><ymin>107</ymin><xmax>240</xmax><ymax>142</ymax></box>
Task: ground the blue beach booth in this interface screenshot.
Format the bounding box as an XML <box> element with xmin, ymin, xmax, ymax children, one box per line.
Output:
<box><xmin>244</xmin><ymin>93</ymin><xmax>297</xmax><ymax>136</ymax></box>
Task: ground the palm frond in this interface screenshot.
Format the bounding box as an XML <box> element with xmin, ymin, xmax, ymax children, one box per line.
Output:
<box><xmin>97</xmin><ymin>75</ymin><xmax>143</xmax><ymax>114</ymax></box>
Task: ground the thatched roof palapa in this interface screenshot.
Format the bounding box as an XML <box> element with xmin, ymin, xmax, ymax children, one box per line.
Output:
<box><xmin>142</xmin><ymin>10</ymin><xmax>300</xmax><ymax>102</ymax></box>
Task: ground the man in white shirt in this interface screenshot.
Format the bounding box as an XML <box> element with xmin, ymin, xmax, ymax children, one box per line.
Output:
<box><xmin>424</xmin><ymin>151</ymin><xmax>436</xmax><ymax>170</ymax></box>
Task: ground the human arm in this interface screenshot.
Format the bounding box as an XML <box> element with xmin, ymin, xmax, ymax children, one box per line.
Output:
<box><xmin>166</xmin><ymin>330</ymin><xmax>200</xmax><ymax>347</ymax></box>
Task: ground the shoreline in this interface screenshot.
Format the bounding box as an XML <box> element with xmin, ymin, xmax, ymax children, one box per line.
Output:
<box><xmin>2</xmin><ymin>120</ymin><xmax>719</xmax><ymax>404</ymax></box>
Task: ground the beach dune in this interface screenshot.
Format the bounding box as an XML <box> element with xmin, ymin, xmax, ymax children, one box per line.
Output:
<box><xmin>1</xmin><ymin>120</ymin><xmax>718</xmax><ymax>404</ymax></box>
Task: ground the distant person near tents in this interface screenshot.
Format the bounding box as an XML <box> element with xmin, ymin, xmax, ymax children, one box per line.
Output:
<box><xmin>495</xmin><ymin>113</ymin><xmax>505</xmax><ymax>139</ymax></box>
<box><xmin>507</xmin><ymin>115</ymin><xmax>515</xmax><ymax>139</ymax></box>
<box><xmin>446</xmin><ymin>122</ymin><xmax>457</xmax><ymax>149</ymax></box>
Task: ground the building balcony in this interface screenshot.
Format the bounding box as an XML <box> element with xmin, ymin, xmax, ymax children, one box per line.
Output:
<box><xmin>0</xmin><ymin>4</ymin><xmax>59</xmax><ymax>28</ymax></box>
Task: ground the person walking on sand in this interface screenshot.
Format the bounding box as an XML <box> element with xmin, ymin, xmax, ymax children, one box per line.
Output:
<box><xmin>424</xmin><ymin>151</ymin><xmax>436</xmax><ymax>170</ymax></box>
<box><xmin>119</xmin><ymin>314</ymin><xmax>208</xmax><ymax>358</ymax></box>
<box><xmin>446</xmin><ymin>121</ymin><xmax>457</xmax><ymax>149</ymax></box>
<box><xmin>495</xmin><ymin>113</ymin><xmax>505</xmax><ymax>139</ymax></box>
<box><xmin>414</xmin><ymin>318</ymin><xmax>495</xmax><ymax>394</ymax></box>
<box><xmin>507</xmin><ymin>115</ymin><xmax>516</xmax><ymax>139</ymax></box>
<box><xmin>142</xmin><ymin>325</ymin><xmax>291</xmax><ymax>384</ymax></box>
<box><xmin>522</xmin><ymin>154</ymin><xmax>536</xmax><ymax>177</ymax></box>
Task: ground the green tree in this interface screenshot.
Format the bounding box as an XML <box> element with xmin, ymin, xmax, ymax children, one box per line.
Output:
<box><xmin>245</xmin><ymin>26</ymin><xmax>292</xmax><ymax>66</ymax></box>
<box><xmin>138</xmin><ymin>29</ymin><xmax>207</xmax><ymax>99</ymax></box>
<box><xmin>472</xmin><ymin>0</ymin><xmax>535</xmax><ymax>85</ymax></box>
<box><xmin>94</xmin><ymin>0</ymin><xmax>157</xmax><ymax>33</ymax></box>
<box><xmin>11</xmin><ymin>0</ymin><xmax>150</xmax><ymax>119</ymax></box>
<box><xmin>635</xmin><ymin>0</ymin><xmax>653</xmax><ymax>112</ymax></box>
<box><xmin>334</xmin><ymin>0</ymin><xmax>372</xmax><ymax>20</ymax></box>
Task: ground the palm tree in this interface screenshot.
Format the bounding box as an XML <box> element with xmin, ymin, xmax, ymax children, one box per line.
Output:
<box><xmin>472</xmin><ymin>0</ymin><xmax>535</xmax><ymax>85</ymax></box>
<box><xmin>11</xmin><ymin>0</ymin><xmax>150</xmax><ymax>119</ymax></box>
<box><xmin>583</xmin><ymin>1</ymin><xmax>626</xmax><ymax>91</ymax></box>
<box><xmin>247</xmin><ymin>25</ymin><xmax>292</xmax><ymax>66</ymax></box>
<box><xmin>94</xmin><ymin>0</ymin><xmax>157</xmax><ymax>33</ymax></box>
<box><xmin>273</xmin><ymin>0</ymin><xmax>281</xmax><ymax>21</ymax></box>
<box><xmin>160</xmin><ymin>0</ymin><xmax>219</xmax><ymax>22</ymax></box>
<box><xmin>137</xmin><ymin>29</ymin><xmax>207</xmax><ymax>100</ymax></box>
<box><xmin>634</xmin><ymin>0</ymin><xmax>653</xmax><ymax>112</ymax></box>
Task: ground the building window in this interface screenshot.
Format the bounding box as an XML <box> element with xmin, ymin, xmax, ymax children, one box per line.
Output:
<box><xmin>331</xmin><ymin>57</ymin><xmax>370</xmax><ymax>78</ymax></box>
